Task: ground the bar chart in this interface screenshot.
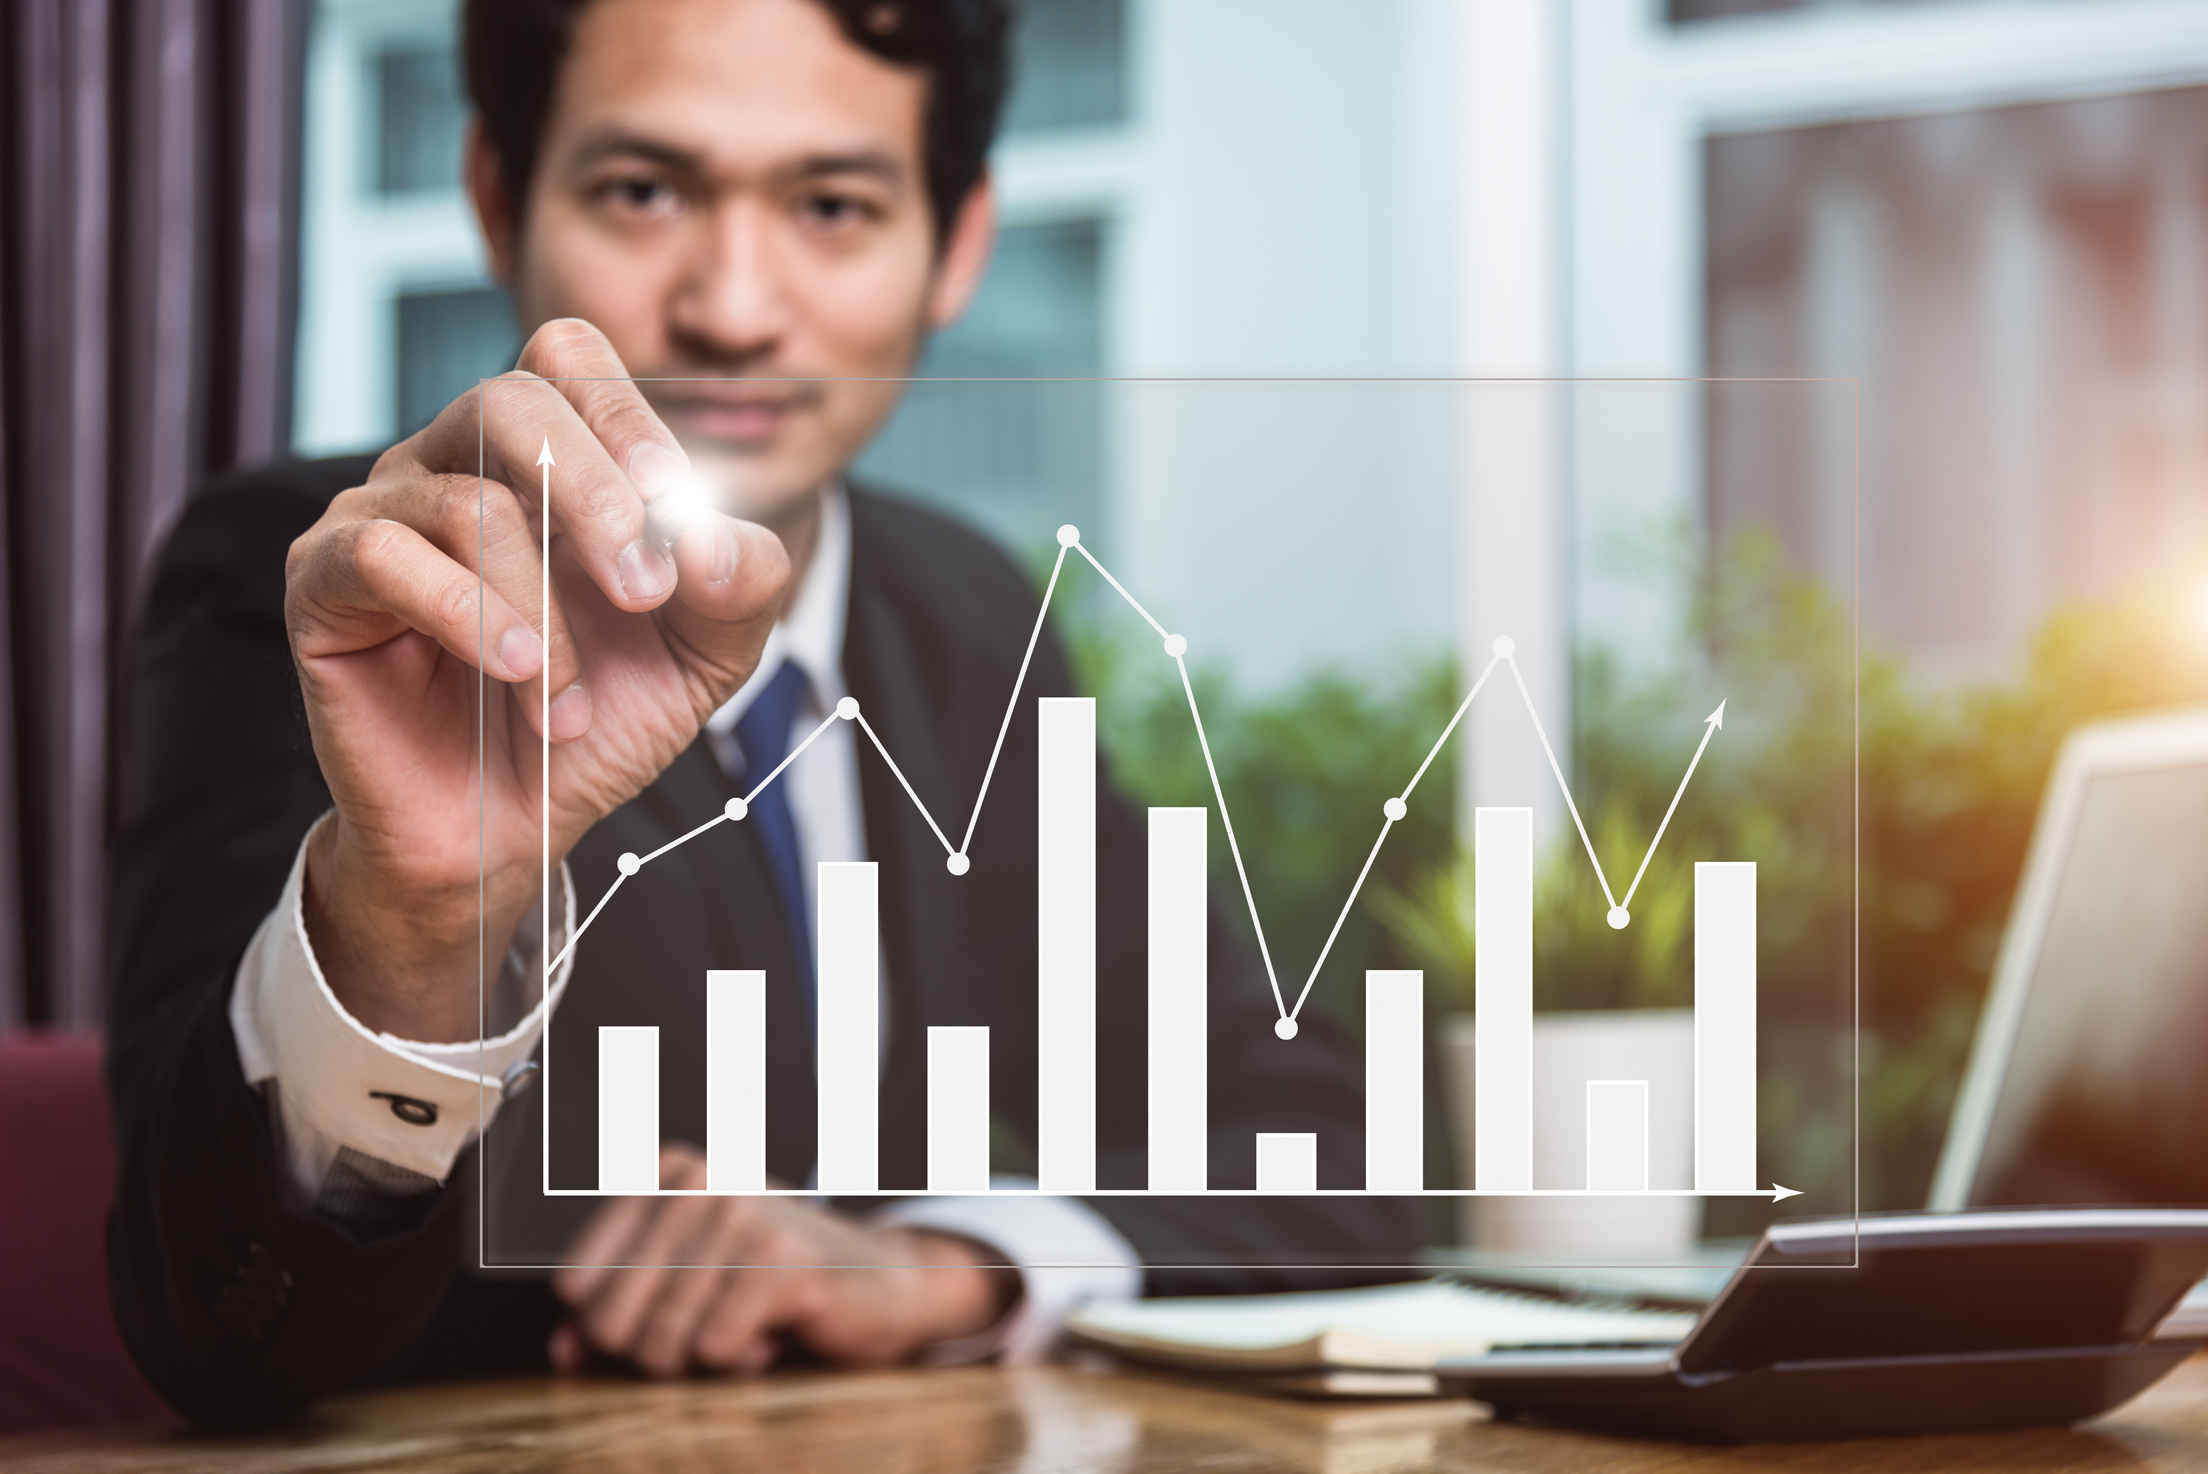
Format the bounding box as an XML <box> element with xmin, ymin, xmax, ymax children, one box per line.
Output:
<box><xmin>533</xmin><ymin>513</ymin><xmax>1794</xmax><ymax>1203</ymax></box>
<box><xmin>569</xmin><ymin>709</ymin><xmax>1781</xmax><ymax>1201</ymax></box>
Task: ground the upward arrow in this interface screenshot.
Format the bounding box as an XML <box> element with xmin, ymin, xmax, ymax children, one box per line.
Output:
<box><xmin>1617</xmin><ymin>700</ymin><xmax>1727</xmax><ymax>914</ymax></box>
<box><xmin>537</xmin><ymin>437</ymin><xmax>555</xmax><ymax>468</ymax></box>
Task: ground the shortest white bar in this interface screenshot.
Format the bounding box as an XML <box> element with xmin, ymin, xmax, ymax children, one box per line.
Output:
<box><xmin>1586</xmin><ymin>1080</ymin><xmax>1649</xmax><ymax>1192</ymax></box>
<box><xmin>928</xmin><ymin>1027</ymin><xmax>991</xmax><ymax>1192</ymax></box>
<box><xmin>1255</xmin><ymin>1133</ymin><xmax>1317</xmax><ymax>1194</ymax></box>
<box><xmin>706</xmin><ymin>972</ymin><xmax>765</xmax><ymax>1192</ymax></box>
<box><xmin>599</xmin><ymin>1026</ymin><xmax>659</xmax><ymax>1193</ymax></box>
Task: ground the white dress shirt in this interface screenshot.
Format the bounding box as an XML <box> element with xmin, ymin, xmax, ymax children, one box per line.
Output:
<box><xmin>229</xmin><ymin>482</ymin><xmax>1137</xmax><ymax>1360</ymax></box>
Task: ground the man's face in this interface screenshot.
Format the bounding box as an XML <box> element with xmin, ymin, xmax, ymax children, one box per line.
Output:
<box><xmin>482</xmin><ymin>0</ymin><xmax>992</xmax><ymax>522</ymax></box>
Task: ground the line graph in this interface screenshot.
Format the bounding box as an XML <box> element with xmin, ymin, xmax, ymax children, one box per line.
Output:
<box><xmin>544</xmin><ymin>516</ymin><xmax>1726</xmax><ymax>1040</ymax></box>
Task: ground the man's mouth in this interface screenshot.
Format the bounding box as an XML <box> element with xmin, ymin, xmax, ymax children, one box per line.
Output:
<box><xmin>649</xmin><ymin>382</ymin><xmax>827</xmax><ymax>446</ymax></box>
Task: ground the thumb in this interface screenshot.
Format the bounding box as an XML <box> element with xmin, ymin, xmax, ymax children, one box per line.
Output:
<box><xmin>655</xmin><ymin>510</ymin><xmax>791</xmax><ymax>720</ymax></box>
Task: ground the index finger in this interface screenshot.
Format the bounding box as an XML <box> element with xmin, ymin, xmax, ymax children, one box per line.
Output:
<box><xmin>419</xmin><ymin>320</ymin><xmax>693</xmax><ymax>615</ymax></box>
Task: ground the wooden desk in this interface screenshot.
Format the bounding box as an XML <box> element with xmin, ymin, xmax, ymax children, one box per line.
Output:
<box><xmin>8</xmin><ymin>1355</ymin><xmax>2208</xmax><ymax>1474</ymax></box>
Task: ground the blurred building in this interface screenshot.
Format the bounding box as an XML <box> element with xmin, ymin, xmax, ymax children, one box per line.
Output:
<box><xmin>291</xmin><ymin>0</ymin><xmax>2208</xmax><ymax>697</ymax></box>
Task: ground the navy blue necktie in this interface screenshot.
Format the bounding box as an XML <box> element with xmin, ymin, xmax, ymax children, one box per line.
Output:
<box><xmin>733</xmin><ymin>661</ymin><xmax>815</xmax><ymax>1007</ymax></box>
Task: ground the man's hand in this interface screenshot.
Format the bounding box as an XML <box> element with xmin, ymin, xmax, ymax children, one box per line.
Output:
<box><xmin>284</xmin><ymin>320</ymin><xmax>789</xmax><ymax>1042</ymax></box>
<box><xmin>548</xmin><ymin>1145</ymin><xmax>1020</xmax><ymax>1377</ymax></box>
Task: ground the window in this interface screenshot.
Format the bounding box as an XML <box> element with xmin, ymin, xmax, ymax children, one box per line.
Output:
<box><xmin>376</xmin><ymin>44</ymin><xmax>468</xmax><ymax>194</ymax></box>
<box><xmin>396</xmin><ymin>286</ymin><xmax>515</xmax><ymax>437</ymax></box>
<box><xmin>1002</xmin><ymin>0</ymin><xmax>1127</xmax><ymax>135</ymax></box>
<box><xmin>855</xmin><ymin>219</ymin><xmax>1107</xmax><ymax>554</ymax></box>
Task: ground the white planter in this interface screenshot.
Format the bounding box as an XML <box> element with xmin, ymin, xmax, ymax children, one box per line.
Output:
<box><xmin>1442</xmin><ymin>1009</ymin><xmax>1700</xmax><ymax>1259</ymax></box>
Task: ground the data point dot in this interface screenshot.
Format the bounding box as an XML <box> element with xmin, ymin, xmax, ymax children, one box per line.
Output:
<box><xmin>1383</xmin><ymin>797</ymin><xmax>1407</xmax><ymax>822</ymax></box>
<box><xmin>1057</xmin><ymin>524</ymin><xmax>1081</xmax><ymax>547</ymax></box>
<box><xmin>836</xmin><ymin>696</ymin><xmax>859</xmax><ymax>720</ymax></box>
<box><xmin>946</xmin><ymin>853</ymin><xmax>971</xmax><ymax>876</ymax></box>
<box><xmin>1163</xmin><ymin>633</ymin><xmax>1188</xmax><ymax>658</ymax></box>
<box><xmin>725</xmin><ymin>797</ymin><xmax>748</xmax><ymax>821</ymax></box>
<box><xmin>1607</xmin><ymin>906</ymin><xmax>1630</xmax><ymax>930</ymax></box>
<box><xmin>617</xmin><ymin>852</ymin><xmax>641</xmax><ymax>876</ymax></box>
<box><xmin>1274</xmin><ymin>1017</ymin><xmax>1299</xmax><ymax>1040</ymax></box>
<box><xmin>1493</xmin><ymin>636</ymin><xmax>1516</xmax><ymax>658</ymax></box>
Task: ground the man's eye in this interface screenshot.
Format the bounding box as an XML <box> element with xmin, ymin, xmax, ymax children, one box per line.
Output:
<box><xmin>601</xmin><ymin>176</ymin><xmax>685</xmax><ymax>217</ymax></box>
<box><xmin>802</xmin><ymin>193</ymin><xmax>872</xmax><ymax>227</ymax></box>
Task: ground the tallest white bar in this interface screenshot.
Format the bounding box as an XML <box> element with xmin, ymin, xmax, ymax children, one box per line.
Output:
<box><xmin>1038</xmin><ymin>698</ymin><xmax>1096</xmax><ymax>1192</ymax></box>
<box><xmin>1695</xmin><ymin>862</ymin><xmax>1758</xmax><ymax>1192</ymax></box>
<box><xmin>1475</xmin><ymin>808</ymin><xmax>1532</xmax><ymax>1191</ymax></box>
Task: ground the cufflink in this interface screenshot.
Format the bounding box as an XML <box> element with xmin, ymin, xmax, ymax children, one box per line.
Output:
<box><xmin>500</xmin><ymin>1057</ymin><xmax>540</xmax><ymax>1101</ymax></box>
<box><xmin>370</xmin><ymin>1090</ymin><xmax>438</xmax><ymax>1126</ymax></box>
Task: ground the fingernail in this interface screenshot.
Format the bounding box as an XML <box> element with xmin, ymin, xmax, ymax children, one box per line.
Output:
<box><xmin>626</xmin><ymin>439</ymin><xmax>689</xmax><ymax>498</ymax></box>
<box><xmin>549</xmin><ymin>683</ymin><xmax>592</xmax><ymax>741</ymax></box>
<box><xmin>707</xmin><ymin>518</ymin><xmax>739</xmax><ymax>584</ymax></box>
<box><xmin>498</xmin><ymin>623</ymin><xmax>543</xmax><ymax>679</ymax></box>
<box><xmin>617</xmin><ymin>538</ymin><xmax>675</xmax><ymax>600</ymax></box>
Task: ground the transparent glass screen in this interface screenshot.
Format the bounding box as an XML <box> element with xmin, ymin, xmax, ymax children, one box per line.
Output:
<box><xmin>471</xmin><ymin>377</ymin><xmax>1859</xmax><ymax>1273</ymax></box>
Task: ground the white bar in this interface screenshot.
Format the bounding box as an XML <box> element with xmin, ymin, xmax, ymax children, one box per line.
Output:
<box><xmin>1255</xmin><ymin>1133</ymin><xmax>1317</xmax><ymax>1194</ymax></box>
<box><xmin>598</xmin><ymin>1027</ymin><xmax>659</xmax><ymax>1192</ymax></box>
<box><xmin>1038</xmin><ymin>697</ymin><xmax>1096</xmax><ymax>1192</ymax></box>
<box><xmin>1586</xmin><ymin>1081</ymin><xmax>1649</xmax><ymax>1192</ymax></box>
<box><xmin>1148</xmin><ymin>807</ymin><xmax>1207</xmax><ymax>1192</ymax></box>
<box><xmin>1475</xmin><ymin>808</ymin><xmax>1533</xmax><ymax>1191</ymax></box>
<box><xmin>1365</xmin><ymin>971</ymin><xmax>1424</xmax><ymax>1191</ymax></box>
<box><xmin>1695</xmin><ymin>862</ymin><xmax>1758</xmax><ymax>1192</ymax></box>
<box><xmin>706</xmin><ymin>972</ymin><xmax>766</xmax><ymax>1192</ymax></box>
<box><xmin>817</xmin><ymin>862</ymin><xmax>880</xmax><ymax>1192</ymax></box>
<box><xmin>927</xmin><ymin>1027</ymin><xmax>991</xmax><ymax>1192</ymax></box>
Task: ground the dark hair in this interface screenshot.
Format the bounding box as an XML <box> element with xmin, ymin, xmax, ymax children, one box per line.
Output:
<box><xmin>462</xmin><ymin>0</ymin><xmax>1012</xmax><ymax>240</ymax></box>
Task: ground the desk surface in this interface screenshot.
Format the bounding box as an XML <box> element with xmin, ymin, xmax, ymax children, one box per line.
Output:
<box><xmin>8</xmin><ymin>1354</ymin><xmax>2208</xmax><ymax>1474</ymax></box>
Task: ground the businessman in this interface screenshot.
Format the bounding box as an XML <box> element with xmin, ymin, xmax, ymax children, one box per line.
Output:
<box><xmin>106</xmin><ymin>0</ymin><xmax>1417</xmax><ymax>1429</ymax></box>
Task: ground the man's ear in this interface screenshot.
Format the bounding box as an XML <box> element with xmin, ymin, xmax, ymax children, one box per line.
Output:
<box><xmin>468</xmin><ymin>119</ymin><xmax>520</xmax><ymax>286</ymax></box>
<box><xmin>925</xmin><ymin>173</ymin><xmax>997</xmax><ymax>330</ymax></box>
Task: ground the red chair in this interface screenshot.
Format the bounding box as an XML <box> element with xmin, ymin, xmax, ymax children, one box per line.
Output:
<box><xmin>0</xmin><ymin>1031</ymin><xmax>174</xmax><ymax>1432</ymax></box>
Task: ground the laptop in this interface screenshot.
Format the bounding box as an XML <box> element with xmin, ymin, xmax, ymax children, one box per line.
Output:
<box><xmin>1437</xmin><ymin>703</ymin><xmax>2208</xmax><ymax>1440</ymax></box>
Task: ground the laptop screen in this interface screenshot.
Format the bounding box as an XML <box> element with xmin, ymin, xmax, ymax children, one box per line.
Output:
<box><xmin>1968</xmin><ymin>762</ymin><xmax>2208</xmax><ymax>1207</ymax></box>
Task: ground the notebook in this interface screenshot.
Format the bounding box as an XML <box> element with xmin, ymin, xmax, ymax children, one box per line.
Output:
<box><xmin>1067</xmin><ymin>1278</ymin><xmax>1696</xmax><ymax>1387</ymax></box>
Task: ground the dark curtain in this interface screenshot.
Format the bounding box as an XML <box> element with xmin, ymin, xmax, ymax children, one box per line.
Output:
<box><xmin>0</xmin><ymin>0</ymin><xmax>307</xmax><ymax>1027</ymax></box>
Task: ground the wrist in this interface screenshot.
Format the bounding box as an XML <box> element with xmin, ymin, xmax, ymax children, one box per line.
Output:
<box><xmin>305</xmin><ymin>815</ymin><xmax>540</xmax><ymax>1041</ymax></box>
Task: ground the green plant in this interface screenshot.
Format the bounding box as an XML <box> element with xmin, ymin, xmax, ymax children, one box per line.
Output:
<box><xmin>1372</xmin><ymin>527</ymin><xmax>2208</xmax><ymax>1211</ymax></box>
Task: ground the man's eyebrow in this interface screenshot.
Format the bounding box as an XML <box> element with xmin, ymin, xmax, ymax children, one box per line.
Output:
<box><xmin>562</xmin><ymin>132</ymin><xmax>908</xmax><ymax>188</ymax></box>
<box><xmin>787</xmin><ymin>150</ymin><xmax>907</xmax><ymax>184</ymax></box>
<box><xmin>566</xmin><ymin>128</ymin><xmax>703</xmax><ymax>174</ymax></box>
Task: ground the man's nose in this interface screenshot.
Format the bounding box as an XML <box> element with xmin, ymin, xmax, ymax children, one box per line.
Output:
<box><xmin>667</xmin><ymin>198</ymin><xmax>791</xmax><ymax>366</ymax></box>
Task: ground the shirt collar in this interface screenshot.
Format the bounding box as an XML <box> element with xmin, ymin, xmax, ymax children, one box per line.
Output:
<box><xmin>707</xmin><ymin>480</ymin><xmax>852</xmax><ymax>736</ymax></box>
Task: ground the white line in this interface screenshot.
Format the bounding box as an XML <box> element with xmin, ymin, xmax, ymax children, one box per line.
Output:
<box><xmin>1399</xmin><ymin>655</ymin><xmax>1501</xmax><ymax>803</ymax></box>
<box><xmin>541</xmin><ymin>534</ymin><xmax>1726</xmax><ymax>1041</ymax></box>
<box><xmin>1620</xmin><ymin>712</ymin><xmax>1720</xmax><ymax>911</ymax></box>
<box><xmin>640</xmin><ymin>813</ymin><xmax>728</xmax><ymax>866</ymax></box>
<box><xmin>1289</xmin><ymin>818</ymin><xmax>1395</xmax><ymax>1021</ymax></box>
<box><xmin>1075</xmin><ymin>542</ymin><xmax>1168</xmax><ymax>637</ymax></box>
<box><xmin>744</xmin><ymin>709</ymin><xmax>841</xmax><ymax>805</ymax></box>
<box><xmin>1505</xmin><ymin>655</ymin><xmax>1619</xmax><ymax>910</ymax></box>
<box><xmin>1175</xmin><ymin>653</ymin><xmax>1288</xmax><ymax>1020</ymax></box>
<box><xmin>855</xmin><ymin>713</ymin><xmax>957</xmax><ymax>857</ymax></box>
<box><xmin>958</xmin><ymin>546</ymin><xmax>1070</xmax><ymax>856</ymax></box>
<box><xmin>550</xmin><ymin>863</ymin><xmax>626</xmax><ymax>975</ymax></box>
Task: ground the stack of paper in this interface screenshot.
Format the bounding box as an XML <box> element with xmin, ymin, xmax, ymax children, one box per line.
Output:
<box><xmin>1068</xmin><ymin>1279</ymin><xmax>1698</xmax><ymax>1398</ymax></box>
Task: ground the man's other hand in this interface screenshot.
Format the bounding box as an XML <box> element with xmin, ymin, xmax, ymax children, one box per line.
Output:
<box><xmin>548</xmin><ymin>1144</ymin><xmax>1020</xmax><ymax>1378</ymax></box>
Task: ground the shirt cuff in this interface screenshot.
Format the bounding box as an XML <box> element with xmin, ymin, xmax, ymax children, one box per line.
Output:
<box><xmin>229</xmin><ymin>812</ymin><xmax>576</xmax><ymax>1194</ymax></box>
<box><xmin>877</xmin><ymin>1190</ymin><xmax>1143</xmax><ymax>1364</ymax></box>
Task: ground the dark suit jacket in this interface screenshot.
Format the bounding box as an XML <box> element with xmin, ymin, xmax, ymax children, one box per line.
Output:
<box><xmin>105</xmin><ymin>456</ymin><xmax>1421</xmax><ymax>1429</ymax></box>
